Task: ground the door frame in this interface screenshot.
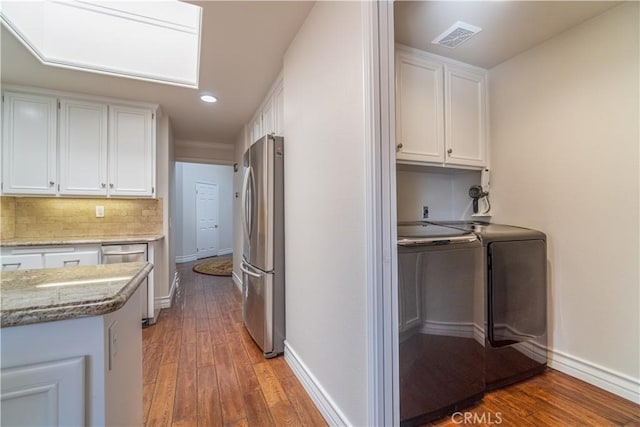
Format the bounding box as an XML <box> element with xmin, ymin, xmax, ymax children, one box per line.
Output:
<box><xmin>362</xmin><ymin>1</ymin><xmax>398</xmax><ymax>426</ymax></box>
<box><xmin>195</xmin><ymin>180</ymin><xmax>219</xmax><ymax>259</ymax></box>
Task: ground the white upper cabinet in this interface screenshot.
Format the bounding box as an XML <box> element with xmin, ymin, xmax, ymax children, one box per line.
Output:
<box><xmin>248</xmin><ymin>74</ymin><xmax>284</xmax><ymax>146</ymax></box>
<box><xmin>2</xmin><ymin>92</ymin><xmax>57</xmax><ymax>194</ymax></box>
<box><xmin>262</xmin><ymin>98</ymin><xmax>275</xmax><ymax>137</ymax></box>
<box><xmin>444</xmin><ymin>64</ymin><xmax>486</xmax><ymax>168</ymax></box>
<box><xmin>1</xmin><ymin>89</ymin><xmax>157</xmax><ymax>197</ymax></box>
<box><xmin>273</xmin><ymin>84</ymin><xmax>284</xmax><ymax>137</ymax></box>
<box><xmin>109</xmin><ymin>105</ymin><xmax>155</xmax><ymax>197</ymax></box>
<box><xmin>396</xmin><ymin>52</ymin><xmax>445</xmax><ymax>163</ymax></box>
<box><xmin>395</xmin><ymin>46</ymin><xmax>488</xmax><ymax>169</ymax></box>
<box><xmin>59</xmin><ymin>98</ymin><xmax>108</xmax><ymax>195</ymax></box>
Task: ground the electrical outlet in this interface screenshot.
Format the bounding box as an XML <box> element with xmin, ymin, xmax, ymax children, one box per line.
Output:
<box><xmin>423</xmin><ymin>206</ymin><xmax>429</xmax><ymax>219</ymax></box>
<box><xmin>95</xmin><ymin>206</ymin><xmax>105</xmax><ymax>218</ymax></box>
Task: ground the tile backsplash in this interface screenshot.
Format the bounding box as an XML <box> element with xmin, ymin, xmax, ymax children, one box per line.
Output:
<box><xmin>0</xmin><ymin>196</ymin><xmax>162</xmax><ymax>240</ymax></box>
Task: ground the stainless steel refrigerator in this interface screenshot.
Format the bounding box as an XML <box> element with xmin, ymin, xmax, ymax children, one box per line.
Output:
<box><xmin>240</xmin><ymin>134</ymin><xmax>285</xmax><ymax>358</ymax></box>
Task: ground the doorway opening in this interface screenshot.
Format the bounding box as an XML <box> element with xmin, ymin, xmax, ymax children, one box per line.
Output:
<box><xmin>175</xmin><ymin>162</ymin><xmax>234</xmax><ymax>263</ymax></box>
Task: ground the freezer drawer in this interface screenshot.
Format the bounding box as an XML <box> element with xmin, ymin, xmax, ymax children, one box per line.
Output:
<box><xmin>241</xmin><ymin>259</ymin><xmax>284</xmax><ymax>358</ymax></box>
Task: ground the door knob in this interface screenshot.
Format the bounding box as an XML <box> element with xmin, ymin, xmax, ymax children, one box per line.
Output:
<box><xmin>49</xmin><ymin>181</ymin><xmax>55</xmax><ymax>186</ymax></box>
<box><xmin>397</xmin><ymin>143</ymin><xmax>403</xmax><ymax>152</ymax></box>
<box><xmin>214</xmin><ymin>225</ymin><xmax>219</xmax><ymax>228</ymax></box>
<box><xmin>447</xmin><ymin>148</ymin><xmax>453</xmax><ymax>155</ymax></box>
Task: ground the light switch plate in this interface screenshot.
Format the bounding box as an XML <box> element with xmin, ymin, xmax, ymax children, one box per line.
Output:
<box><xmin>96</xmin><ymin>206</ymin><xmax>105</xmax><ymax>218</ymax></box>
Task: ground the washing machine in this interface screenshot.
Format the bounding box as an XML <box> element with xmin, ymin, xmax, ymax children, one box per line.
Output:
<box><xmin>397</xmin><ymin>222</ymin><xmax>485</xmax><ymax>425</ymax></box>
<box><xmin>440</xmin><ymin>222</ymin><xmax>548</xmax><ymax>390</ymax></box>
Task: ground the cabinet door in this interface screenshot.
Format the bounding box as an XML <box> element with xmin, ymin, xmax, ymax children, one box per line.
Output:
<box><xmin>2</xmin><ymin>92</ymin><xmax>57</xmax><ymax>195</ymax></box>
<box><xmin>43</xmin><ymin>250</ymin><xmax>99</xmax><ymax>268</ymax></box>
<box><xmin>0</xmin><ymin>254</ymin><xmax>43</xmax><ymax>271</ymax></box>
<box><xmin>108</xmin><ymin>105</ymin><xmax>155</xmax><ymax>197</ymax></box>
<box><xmin>274</xmin><ymin>84</ymin><xmax>284</xmax><ymax>136</ymax></box>
<box><xmin>251</xmin><ymin>116</ymin><xmax>262</xmax><ymax>144</ymax></box>
<box><xmin>1</xmin><ymin>357</ymin><xmax>85</xmax><ymax>427</ymax></box>
<box><xmin>444</xmin><ymin>64</ymin><xmax>486</xmax><ymax>167</ymax></box>
<box><xmin>59</xmin><ymin>99</ymin><xmax>108</xmax><ymax>195</ymax></box>
<box><xmin>395</xmin><ymin>52</ymin><xmax>444</xmax><ymax>164</ymax></box>
<box><xmin>262</xmin><ymin>99</ymin><xmax>275</xmax><ymax>136</ymax></box>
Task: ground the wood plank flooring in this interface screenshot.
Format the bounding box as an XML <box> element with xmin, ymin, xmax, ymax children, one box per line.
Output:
<box><xmin>143</xmin><ymin>257</ymin><xmax>327</xmax><ymax>427</ymax></box>
<box><xmin>428</xmin><ymin>369</ymin><xmax>640</xmax><ymax>426</ymax></box>
<box><xmin>144</xmin><ymin>258</ymin><xmax>640</xmax><ymax>427</ymax></box>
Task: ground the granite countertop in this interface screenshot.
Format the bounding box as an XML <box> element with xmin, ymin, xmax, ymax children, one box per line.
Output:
<box><xmin>1</xmin><ymin>261</ymin><xmax>153</xmax><ymax>328</ymax></box>
<box><xmin>0</xmin><ymin>234</ymin><xmax>164</xmax><ymax>247</ymax></box>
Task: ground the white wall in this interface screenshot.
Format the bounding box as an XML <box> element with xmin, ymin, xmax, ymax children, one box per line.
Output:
<box><xmin>489</xmin><ymin>2</ymin><xmax>639</xmax><ymax>401</ymax></box>
<box><xmin>174</xmin><ymin>140</ymin><xmax>235</xmax><ymax>165</ymax></box>
<box><xmin>283</xmin><ymin>2</ymin><xmax>369</xmax><ymax>425</ymax></box>
<box><xmin>175</xmin><ymin>162</ymin><xmax>234</xmax><ymax>262</ymax></box>
<box><xmin>396</xmin><ymin>165</ymin><xmax>481</xmax><ymax>221</ymax></box>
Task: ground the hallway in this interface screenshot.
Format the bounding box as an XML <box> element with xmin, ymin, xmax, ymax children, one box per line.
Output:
<box><xmin>142</xmin><ymin>258</ymin><xmax>327</xmax><ymax>426</ymax></box>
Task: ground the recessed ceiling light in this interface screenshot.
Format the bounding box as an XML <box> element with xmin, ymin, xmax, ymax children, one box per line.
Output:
<box><xmin>200</xmin><ymin>95</ymin><xmax>217</xmax><ymax>103</ymax></box>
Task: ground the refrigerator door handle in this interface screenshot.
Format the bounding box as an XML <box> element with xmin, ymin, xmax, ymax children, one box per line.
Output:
<box><xmin>241</xmin><ymin>261</ymin><xmax>263</xmax><ymax>278</ymax></box>
<box><xmin>241</xmin><ymin>166</ymin><xmax>254</xmax><ymax>245</ymax></box>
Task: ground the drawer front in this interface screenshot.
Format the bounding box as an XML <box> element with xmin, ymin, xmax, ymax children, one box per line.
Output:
<box><xmin>0</xmin><ymin>254</ymin><xmax>44</xmax><ymax>270</ymax></box>
<box><xmin>44</xmin><ymin>251</ymin><xmax>99</xmax><ymax>268</ymax></box>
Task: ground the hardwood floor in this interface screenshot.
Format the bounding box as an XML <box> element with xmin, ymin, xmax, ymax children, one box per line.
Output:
<box><xmin>144</xmin><ymin>258</ymin><xmax>639</xmax><ymax>427</ymax></box>
<box><xmin>428</xmin><ymin>369</ymin><xmax>640</xmax><ymax>427</ymax></box>
<box><xmin>143</xmin><ymin>257</ymin><xmax>327</xmax><ymax>427</ymax></box>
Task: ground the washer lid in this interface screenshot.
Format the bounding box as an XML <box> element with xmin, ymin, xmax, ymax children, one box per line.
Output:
<box><xmin>397</xmin><ymin>222</ymin><xmax>477</xmax><ymax>246</ymax></box>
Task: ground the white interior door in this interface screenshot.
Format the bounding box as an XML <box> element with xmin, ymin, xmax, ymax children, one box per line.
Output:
<box><xmin>196</xmin><ymin>182</ymin><xmax>219</xmax><ymax>258</ymax></box>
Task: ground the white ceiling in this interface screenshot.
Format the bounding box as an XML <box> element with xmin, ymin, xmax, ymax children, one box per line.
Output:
<box><xmin>1</xmin><ymin>1</ymin><xmax>621</xmax><ymax>148</ymax></box>
<box><xmin>395</xmin><ymin>1</ymin><xmax>621</xmax><ymax>69</ymax></box>
<box><xmin>0</xmin><ymin>1</ymin><xmax>314</xmax><ymax>145</ymax></box>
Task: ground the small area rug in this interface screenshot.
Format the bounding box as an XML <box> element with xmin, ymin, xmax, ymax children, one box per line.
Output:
<box><xmin>193</xmin><ymin>258</ymin><xmax>233</xmax><ymax>276</ymax></box>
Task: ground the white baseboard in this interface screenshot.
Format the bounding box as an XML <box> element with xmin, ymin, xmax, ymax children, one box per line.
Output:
<box><xmin>284</xmin><ymin>342</ymin><xmax>351</xmax><ymax>426</ymax></box>
<box><xmin>155</xmin><ymin>271</ymin><xmax>179</xmax><ymax>309</ymax></box>
<box><xmin>418</xmin><ymin>321</ymin><xmax>639</xmax><ymax>403</ymax></box>
<box><xmin>232</xmin><ymin>271</ymin><xmax>242</xmax><ymax>292</ymax></box>
<box><xmin>217</xmin><ymin>248</ymin><xmax>233</xmax><ymax>256</ymax></box>
<box><xmin>547</xmin><ymin>347</ymin><xmax>640</xmax><ymax>404</ymax></box>
<box><xmin>175</xmin><ymin>254</ymin><xmax>197</xmax><ymax>264</ymax></box>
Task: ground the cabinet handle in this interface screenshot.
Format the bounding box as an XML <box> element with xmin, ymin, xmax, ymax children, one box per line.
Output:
<box><xmin>109</xmin><ymin>183</ymin><xmax>114</xmax><ymax>188</ymax></box>
<box><xmin>49</xmin><ymin>181</ymin><xmax>55</xmax><ymax>186</ymax></box>
<box><xmin>397</xmin><ymin>143</ymin><xmax>403</xmax><ymax>152</ymax></box>
<box><xmin>447</xmin><ymin>148</ymin><xmax>453</xmax><ymax>155</ymax></box>
<box><xmin>2</xmin><ymin>262</ymin><xmax>21</xmax><ymax>270</ymax></box>
<box><xmin>63</xmin><ymin>259</ymin><xmax>81</xmax><ymax>266</ymax></box>
<box><xmin>101</xmin><ymin>183</ymin><xmax>106</xmax><ymax>188</ymax></box>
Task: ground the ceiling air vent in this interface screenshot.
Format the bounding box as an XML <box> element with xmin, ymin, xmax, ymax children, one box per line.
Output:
<box><xmin>432</xmin><ymin>21</ymin><xmax>482</xmax><ymax>49</ymax></box>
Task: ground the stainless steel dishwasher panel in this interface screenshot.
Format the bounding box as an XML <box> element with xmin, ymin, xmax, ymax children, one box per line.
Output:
<box><xmin>101</xmin><ymin>244</ymin><xmax>150</xmax><ymax>323</ymax></box>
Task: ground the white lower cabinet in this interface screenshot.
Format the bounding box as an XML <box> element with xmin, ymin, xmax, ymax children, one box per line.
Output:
<box><xmin>1</xmin><ymin>357</ymin><xmax>85</xmax><ymax>427</ymax></box>
<box><xmin>44</xmin><ymin>250</ymin><xmax>100</xmax><ymax>268</ymax></box>
<box><xmin>0</xmin><ymin>254</ymin><xmax>43</xmax><ymax>271</ymax></box>
<box><xmin>1</xmin><ymin>289</ymin><xmax>143</xmax><ymax>427</ymax></box>
<box><xmin>0</xmin><ymin>246</ymin><xmax>100</xmax><ymax>271</ymax></box>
